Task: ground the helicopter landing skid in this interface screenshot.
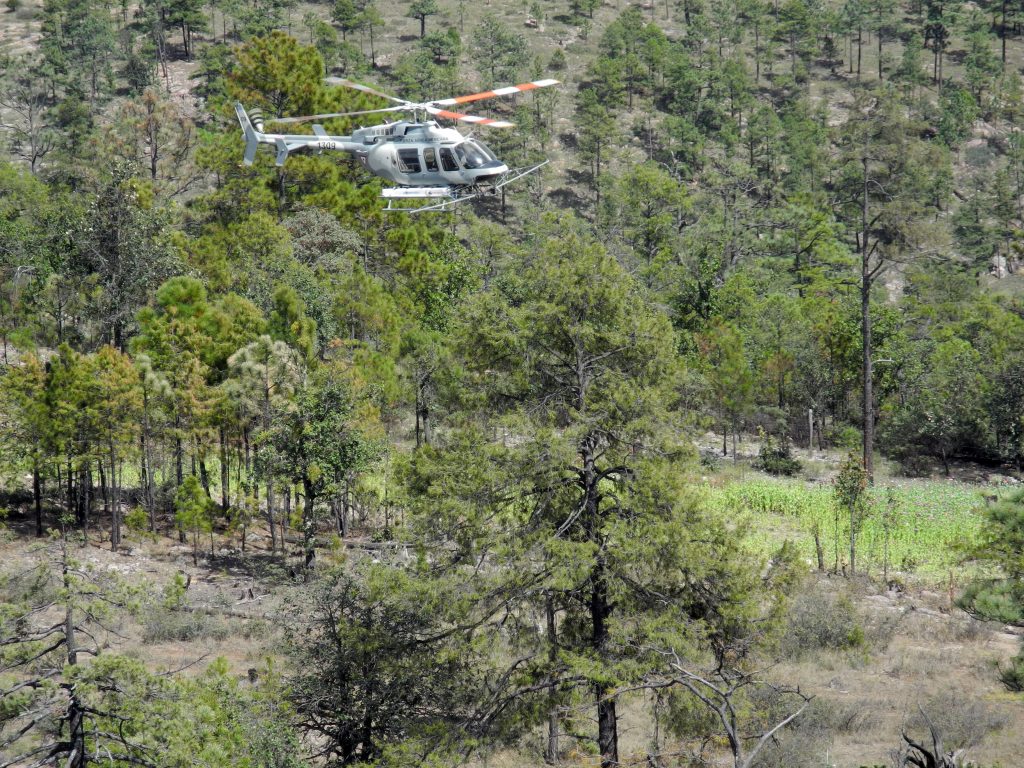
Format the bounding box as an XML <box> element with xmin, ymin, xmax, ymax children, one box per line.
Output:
<box><xmin>381</xmin><ymin>160</ymin><xmax>549</xmax><ymax>213</ymax></box>
<box><xmin>382</xmin><ymin>186</ymin><xmax>477</xmax><ymax>213</ymax></box>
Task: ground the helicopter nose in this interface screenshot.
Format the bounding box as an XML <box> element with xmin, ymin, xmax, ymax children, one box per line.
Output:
<box><xmin>473</xmin><ymin>164</ymin><xmax>508</xmax><ymax>184</ymax></box>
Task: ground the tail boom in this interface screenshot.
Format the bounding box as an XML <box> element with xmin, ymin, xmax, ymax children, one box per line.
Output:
<box><xmin>234</xmin><ymin>103</ymin><xmax>359</xmax><ymax>166</ymax></box>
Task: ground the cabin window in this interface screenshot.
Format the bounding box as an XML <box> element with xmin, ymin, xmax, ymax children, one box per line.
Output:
<box><xmin>397</xmin><ymin>148</ymin><xmax>421</xmax><ymax>173</ymax></box>
<box><xmin>439</xmin><ymin>147</ymin><xmax>459</xmax><ymax>171</ymax></box>
<box><xmin>423</xmin><ymin>147</ymin><xmax>438</xmax><ymax>172</ymax></box>
<box><xmin>472</xmin><ymin>139</ymin><xmax>497</xmax><ymax>162</ymax></box>
<box><xmin>455</xmin><ymin>142</ymin><xmax>488</xmax><ymax>169</ymax></box>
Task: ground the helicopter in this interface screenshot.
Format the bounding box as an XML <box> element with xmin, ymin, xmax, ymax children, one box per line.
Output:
<box><xmin>235</xmin><ymin>77</ymin><xmax>559</xmax><ymax>212</ymax></box>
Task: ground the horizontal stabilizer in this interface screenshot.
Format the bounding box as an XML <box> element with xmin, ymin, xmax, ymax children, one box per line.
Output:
<box><xmin>275</xmin><ymin>138</ymin><xmax>289</xmax><ymax>166</ymax></box>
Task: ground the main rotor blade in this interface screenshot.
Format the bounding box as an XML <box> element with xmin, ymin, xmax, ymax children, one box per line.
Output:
<box><xmin>424</xmin><ymin>106</ymin><xmax>514</xmax><ymax>128</ymax></box>
<box><xmin>268</xmin><ymin>106</ymin><xmax>409</xmax><ymax>124</ymax></box>
<box><xmin>325</xmin><ymin>77</ymin><xmax>406</xmax><ymax>104</ymax></box>
<box><xmin>429</xmin><ymin>79</ymin><xmax>559</xmax><ymax>108</ymax></box>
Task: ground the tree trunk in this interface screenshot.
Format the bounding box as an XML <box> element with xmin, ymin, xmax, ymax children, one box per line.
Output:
<box><xmin>62</xmin><ymin>549</ymin><xmax>86</xmax><ymax>768</ymax></box>
<box><xmin>175</xmin><ymin>420</ymin><xmax>185</xmax><ymax>542</ymax></box>
<box><xmin>199</xmin><ymin>455</ymin><xmax>211</xmax><ymax>498</ymax></box>
<box><xmin>63</xmin><ymin>462</ymin><xmax>72</xmax><ymax>522</ymax></box>
<box><xmin>342</xmin><ymin>475</ymin><xmax>350</xmax><ymax>538</ymax></box>
<box><xmin>33</xmin><ymin>464</ymin><xmax>42</xmax><ymax>537</ymax></box>
<box><xmin>283</xmin><ymin>484</ymin><xmax>291</xmax><ymax>545</ymax></box>
<box><xmin>849</xmin><ymin>507</ymin><xmax>856</xmax><ymax>575</ymax></box>
<box><xmin>110</xmin><ymin>443</ymin><xmax>121</xmax><ymax>552</ymax></box>
<box><xmin>545</xmin><ymin>594</ymin><xmax>560</xmax><ymax>764</ymax></box>
<box><xmin>142</xmin><ymin>393</ymin><xmax>155</xmax><ymax>531</ymax></box>
<box><xmin>856</xmin><ymin>27</ymin><xmax>862</xmax><ymax>78</ymax></box>
<box><xmin>861</xmin><ymin>153</ymin><xmax>874</xmax><ymax>482</ymax></box>
<box><xmin>755</xmin><ymin>24</ymin><xmax>760</xmax><ymax>83</ymax></box>
<box><xmin>584</xmin><ymin>439</ymin><xmax>618</xmax><ymax>768</ymax></box>
<box><xmin>267</xmin><ymin>477</ymin><xmax>277</xmax><ymax>553</ymax></box>
<box><xmin>83</xmin><ymin>465</ymin><xmax>91</xmax><ymax>537</ymax></box>
<box><xmin>302</xmin><ymin>476</ymin><xmax>316</xmax><ymax>579</ymax></box>
<box><xmin>878</xmin><ymin>24</ymin><xmax>883</xmax><ymax>79</ymax></box>
<box><xmin>1002</xmin><ymin>0</ymin><xmax>1007</xmax><ymax>65</ymax></box>
<box><xmin>220</xmin><ymin>428</ymin><xmax>230</xmax><ymax>514</ymax></box>
<box><xmin>594</xmin><ymin>568</ymin><xmax>618</xmax><ymax>766</ymax></box>
<box><xmin>814</xmin><ymin>523</ymin><xmax>825</xmax><ymax>571</ymax></box>
<box><xmin>415</xmin><ymin>385</ymin><xmax>423</xmax><ymax>449</ymax></box>
<box><xmin>98</xmin><ymin>460</ymin><xmax>109</xmax><ymax>522</ymax></box>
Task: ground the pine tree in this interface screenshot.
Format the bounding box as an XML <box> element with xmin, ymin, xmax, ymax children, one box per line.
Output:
<box><xmin>407</xmin><ymin>221</ymin><xmax>792</xmax><ymax>767</ymax></box>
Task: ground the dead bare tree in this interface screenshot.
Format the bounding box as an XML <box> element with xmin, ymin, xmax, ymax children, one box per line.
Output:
<box><xmin>896</xmin><ymin>707</ymin><xmax>968</xmax><ymax>768</ymax></box>
<box><xmin>638</xmin><ymin>646</ymin><xmax>813</xmax><ymax>768</ymax></box>
<box><xmin>0</xmin><ymin>527</ymin><xmax>148</xmax><ymax>767</ymax></box>
<box><xmin>0</xmin><ymin>59</ymin><xmax>56</xmax><ymax>174</ymax></box>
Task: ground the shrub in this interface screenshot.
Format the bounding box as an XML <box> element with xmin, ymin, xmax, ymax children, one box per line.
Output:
<box><xmin>827</xmin><ymin>424</ymin><xmax>861</xmax><ymax>452</ymax></box>
<box><xmin>754</xmin><ymin>431</ymin><xmax>802</xmax><ymax>476</ymax></box>
<box><xmin>699</xmin><ymin>448</ymin><xmax>721</xmax><ymax>471</ymax></box>
<box><xmin>999</xmin><ymin>649</ymin><xmax>1024</xmax><ymax>692</ymax></box>
<box><xmin>142</xmin><ymin>607</ymin><xmax>233</xmax><ymax>643</ymax></box>
<box><xmin>124</xmin><ymin>506</ymin><xmax>156</xmax><ymax>542</ymax></box>
<box><xmin>778</xmin><ymin>587</ymin><xmax>865</xmax><ymax>658</ymax></box>
<box><xmin>747</xmin><ymin>693</ymin><xmax>832</xmax><ymax>768</ymax></box>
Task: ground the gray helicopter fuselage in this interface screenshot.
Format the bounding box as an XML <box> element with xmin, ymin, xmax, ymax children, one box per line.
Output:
<box><xmin>236</xmin><ymin>105</ymin><xmax>508</xmax><ymax>189</ymax></box>
<box><xmin>354</xmin><ymin>121</ymin><xmax>508</xmax><ymax>188</ymax></box>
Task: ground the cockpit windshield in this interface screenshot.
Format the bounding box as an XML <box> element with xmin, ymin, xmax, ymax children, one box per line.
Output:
<box><xmin>454</xmin><ymin>140</ymin><xmax>496</xmax><ymax>169</ymax></box>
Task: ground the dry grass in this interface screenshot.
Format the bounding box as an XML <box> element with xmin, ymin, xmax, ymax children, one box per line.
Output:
<box><xmin>3</xmin><ymin>514</ymin><xmax>1022</xmax><ymax>766</ymax></box>
<box><xmin>769</xmin><ymin>577</ymin><xmax>1021</xmax><ymax>767</ymax></box>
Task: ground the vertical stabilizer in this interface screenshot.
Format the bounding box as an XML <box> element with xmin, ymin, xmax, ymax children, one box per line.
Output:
<box><xmin>235</xmin><ymin>103</ymin><xmax>261</xmax><ymax>165</ymax></box>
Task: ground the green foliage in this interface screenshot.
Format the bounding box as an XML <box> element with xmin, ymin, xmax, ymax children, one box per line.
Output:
<box><xmin>230</xmin><ymin>31</ymin><xmax>326</xmax><ymax>118</ymax></box>
<box><xmin>408</xmin><ymin>0</ymin><xmax>439</xmax><ymax>37</ymax></box>
<box><xmin>175</xmin><ymin>474</ymin><xmax>214</xmax><ymax>563</ymax></box>
<box><xmin>960</xmin><ymin>490</ymin><xmax>1024</xmax><ymax>646</ymax></box>
<box><xmin>880</xmin><ymin>338</ymin><xmax>990</xmax><ymax>474</ymax></box>
<box><xmin>402</xmin><ymin>221</ymin><xmax>797</xmax><ymax>764</ymax></box>
<box><xmin>755</xmin><ymin>431</ymin><xmax>803</xmax><ymax>476</ymax></box>
<box><xmin>998</xmin><ymin>649</ymin><xmax>1024</xmax><ymax>691</ymax></box>
<box><xmin>124</xmin><ymin>506</ymin><xmax>151</xmax><ymax>537</ymax></box>
<box><xmin>269</xmin><ymin>285</ymin><xmax>317</xmax><ymax>363</ymax></box>
<box><xmin>699</xmin><ymin>321</ymin><xmax>754</xmax><ymax>453</ymax></box>
<box><xmin>2</xmin><ymin>9</ymin><xmax>1024</xmax><ymax>766</ymax></box>
<box><xmin>708</xmin><ymin>478</ymin><xmax>987</xmax><ymax>579</ymax></box>
<box><xmin>286</xmin><ymin>564</ymin><xmax>478</xmax><ymax>764</ymax></box>
<box><xmin>471</xmin><ymin>15</ymin><xmax>528</xmax><ymax>86</ymax></box>
<box><xmin>834</xmin><ymin>453</ymin><xmax>869</xmax><ymax>528</ymax></box>
<box><xmin>938</xmin><ymin>86</ymin><xmax>979</xmax><ymax>147</ymax></box>
<box><xmin>68</xmin><ymin>654</ymin><xmax>307</xmax><ymax>767</ymax></box>
<box><xmin>778</xmin><ymin>587</ymin><xmax>866</xmax><ymax>658</ymax></box>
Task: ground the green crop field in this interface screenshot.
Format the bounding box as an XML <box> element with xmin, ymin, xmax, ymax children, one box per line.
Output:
<box><xmin>703</xmin><ymin>477</ymin><xmax>994</xmax><ymax>583</ymax></box>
